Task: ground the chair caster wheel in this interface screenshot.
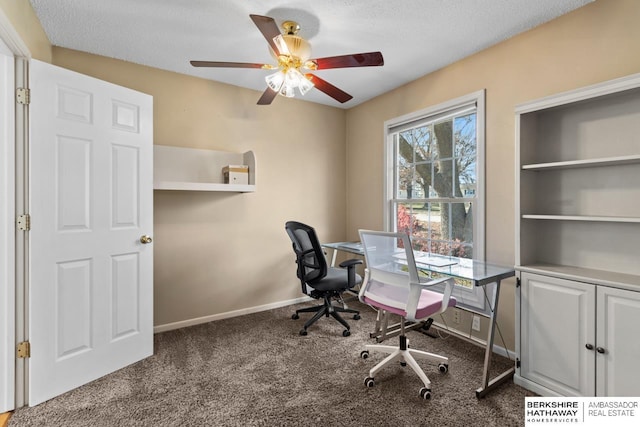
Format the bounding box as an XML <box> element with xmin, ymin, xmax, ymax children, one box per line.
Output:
<box><xmin>291</xmin><ymin>313</ymin><xmax>299</xmax><ymax>320</ymax></box>
<box><xmin>299</xmin><ymin>329</ymin><xmax>307</xmax><ymax>336</ymax></box>
<box><xmin>400</xmin><ymin>362</ymin><xmax>407</xmax><ymax>366</ymax></box>
<box><xmin>360</xmin><ymin>350</ymin><xmax>369</xmax><ymax>359</ymax></box>
<box><xmin>364</xmin><ymin>377</ymin><xmax>375</xmax><ymax>388</ymax></box>
<box><xmin>353</xmin><ymin>314</ymin><xmax>361</xmax><ymax>320</ymax></box>
<box><xmin>342</xmin><ymin>329</ymin><xmax>351</xmax><ymax>337</ymax></box>
<box><xmin>438</xmin><ymin>363</ymin><xmax>448</xmax><ymax>374</ymax></box>
<box><xmin>419</xmin><ymin>387</ymin><xmax>432</xmax><ymax>400</ymax></box>
<box><xmin>422</xmin><ymin>318</ymin><xmax>434</xmax><ymax>330</ymax></box>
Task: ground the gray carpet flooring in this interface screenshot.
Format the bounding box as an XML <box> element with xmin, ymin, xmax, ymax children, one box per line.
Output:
<box><xmin>10</xmin><ymin>300</ymin><xmax>534</xmax><ymax>426</ymax></box>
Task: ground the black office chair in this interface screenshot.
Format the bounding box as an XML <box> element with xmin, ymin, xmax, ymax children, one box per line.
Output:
<box><xmin>285</xmin><ymin>221</ymin><xmax>362</xmax><ymax>337</ymax></box>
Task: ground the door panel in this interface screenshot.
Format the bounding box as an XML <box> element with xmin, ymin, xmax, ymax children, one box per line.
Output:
<box><xmin>112</xmin><ymin>144</ymin><xmax>140</xmax><ymax>228</ymax></box>
<box><xmin>56</xmin><ymin>259</ymin><xmax>92</xmax><ymax>359</ymax></box>
<box><xmin>111</xmin><ymin>253</ymin><xmax>140</xmax><ymax>339</ymax></box>
<box><xmin>57</xmin><ymin>136</ymin><xmax>91</xmax><ymax>230</ymax></box>
<box><xmin>597</xmin><ymin>286</ymin><xmax>640</xmax><ymax>396</ymax></box>
<box><xmin>29</xmin><ymin>59</ymin><xmax>153</xmax><ymax>405</ymax></box>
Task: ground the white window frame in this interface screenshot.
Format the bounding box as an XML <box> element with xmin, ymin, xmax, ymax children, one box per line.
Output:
<box><xmin>383</xmin><ymin>90</ymin><xmax>488</xmax><ymax>314</ymax></box>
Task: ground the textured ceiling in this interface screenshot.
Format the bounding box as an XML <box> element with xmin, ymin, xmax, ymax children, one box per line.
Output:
<box><xmin>29</xmin><ymin>0</ymin><xmax>593</xmax><ymax>108</ymax></box>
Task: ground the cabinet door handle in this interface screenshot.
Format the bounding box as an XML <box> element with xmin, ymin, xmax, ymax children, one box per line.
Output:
<box><xmin>596</xmin><ymin>347</ymin><xmax>606</xmax><ymax>354</ymax></box>
<box><xmin>585</xmin><ymin>343</ymin><xmax>594</xmax><ymax>350</ymax></box>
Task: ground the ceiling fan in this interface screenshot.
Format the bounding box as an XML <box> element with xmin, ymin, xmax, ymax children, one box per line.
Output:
<box><xmin>190</xmin><ymin>14</ymin><xmax>384</xmax><ymax>105</ymax></box>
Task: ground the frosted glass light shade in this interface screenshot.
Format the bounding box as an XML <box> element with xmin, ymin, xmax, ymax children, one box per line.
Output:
<box><xmin>265</xmin><ymin>71</ymin><xmax>284</xmax><ymax>91</ymax></box>
<box><xmin>279</xmin><ymin>83</ymin><xmax>295</xmax><ymax>98</ymax></box>
<box><xmin>285</xmin><ymin>68</ymin><xmax>303</xmax><ymax>87</ymax></box>
<box><xmin>298</xmin><ymin>76</ymin><xmax>314</xmax><ymax>95</ymax></box>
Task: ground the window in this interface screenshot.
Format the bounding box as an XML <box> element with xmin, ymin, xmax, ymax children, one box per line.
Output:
<box><xmin>384</xmin><ymin>90</ymin><xmax>488</xmax><ymax>313</ymax></box>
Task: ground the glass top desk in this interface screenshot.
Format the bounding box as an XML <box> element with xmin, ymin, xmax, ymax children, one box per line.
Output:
<box><xmin>322</xmin><ymin>241</ymin><xmax>516</xmax><ymax>398</ymax></box>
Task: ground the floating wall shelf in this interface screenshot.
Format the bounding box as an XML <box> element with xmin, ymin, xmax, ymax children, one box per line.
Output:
<box><xmin>153</xmin><ymin>145</ymin><xmax>256</xmax><ymax>192</ymax></box>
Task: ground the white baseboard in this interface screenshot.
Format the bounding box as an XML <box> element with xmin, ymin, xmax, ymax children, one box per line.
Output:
<box><xmin>493</xmin><ymin>343</ymin><xmax>516</xmax><ymax>360</ymax></box>
<box><xmin>153</xmin><ymin>296</ymin><xmax>312</xmax><ymax>333</ymax></box>
<box><xmin>153</xmin><ymin>298</ymin><xmax>517</xmax><ymax>361</ymax></box>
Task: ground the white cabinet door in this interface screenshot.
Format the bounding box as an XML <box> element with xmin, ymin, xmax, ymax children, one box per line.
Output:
<box><xmin>520</xmin><ymin>272</ymin><xmax>596</xmax><ymax>396</ymax></box>
<box><xmin>29</xmin><ymin>60</ymin><xmax>153</xmax><ymax>405</ymax></box>
<box><xmin>596</xmin><ymin>286</ymin><xmax>640</xmax><ymax>396</ymax></box>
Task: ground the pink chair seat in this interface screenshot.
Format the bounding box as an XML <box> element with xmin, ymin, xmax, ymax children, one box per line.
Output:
<box><xmin>363</xmin><ymin>279</ymin><xmax>456</xmax><ymax>319</ymax></box>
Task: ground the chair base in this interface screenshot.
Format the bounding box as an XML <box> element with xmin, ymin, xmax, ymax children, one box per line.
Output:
<box><xmin>362</xmin><ymin>336</ymin><xmax>448</xmax><ymax>397</ymax></box>
<box><xmin>293</xmin><ymin>294</ymin><xmax>360</xmax><ymax>336</ymax></box>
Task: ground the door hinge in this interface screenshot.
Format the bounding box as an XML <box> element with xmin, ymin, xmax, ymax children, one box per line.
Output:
<box><xmin>17</xmin><ymin>341</ymin><xmax>31</xmax><ymax>358</ymax></box>
<box><xmin>17</xmin><ymin>214</ymin><xmax>30</xmax><ymax>231</ymax></box>
<box><xmin>16</xmin><ymin>87</ymin><xmax>30</xmax><ymax>105</ymax></box>
<box><xmin>516</xmin><ymin>277</ymin><xmax>521</xmax><ymax>288</ymax></box>
<box><xmin>516</xmin><ymin>358</ymin><xmax>521</xmax><ymax>368</ymax></box>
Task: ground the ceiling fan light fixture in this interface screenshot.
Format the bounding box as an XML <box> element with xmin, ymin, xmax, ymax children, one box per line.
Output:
<box><xmin>191</xmin><ymin>14</ymin><xmax>384</xmax><ymax>105</ymax></box>
<box><xmin>298</xmin><ymin>75</ymin><xmax>315</xmax><ymax>95</ymax></box>
<box><xmin>266</xmin><ymin>67</ymin><xmax>314</xmax><ymax>99</ymax></box>
<box><xmin>285</xmin><ymin>68</ymin><xmax>303</xmax><ymax>86</ymax></box>
<box><xmin>283</xmin><ymin>35</ymin><xmax>311</xmax><ymax>62</ymax></box>
<box><xmin>279</xmin><ymin>83</ymin><xmax>295</xmax><ymax>98</ymax></box>
<box><xmin>265</xmin><ymin>71</ymin><xmax>284</xmax><ymax>91</ymax></box>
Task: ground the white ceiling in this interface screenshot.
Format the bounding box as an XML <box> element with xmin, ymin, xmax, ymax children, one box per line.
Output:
<box><xmin>29</xmin><ymin>0</ymin><xmax>593</xmax><ymax>108</ymax></box>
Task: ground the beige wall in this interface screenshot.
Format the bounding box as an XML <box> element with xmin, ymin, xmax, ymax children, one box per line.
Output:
<box><xmin>51</xmin><ymin>49</ymin><xmax>348</xmax><ymax>327</ymax></box>
<box><xmin>345</xmin><ymin>0</ymin><xmax>640</xmax><ymax>350</ymax></box>
<box><xmin>0</xmin><ymin>0</ymin><xmax>51</xmax><ymax>61</ymax></box>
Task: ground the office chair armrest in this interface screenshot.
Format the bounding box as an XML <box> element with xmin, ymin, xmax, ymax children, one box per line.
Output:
<box><xmin>417</xmin><ymin>276</ymin><xmax>453</xmax><ymax>288</ymax></box>
<box><xmin>338</xmin><ymin>259</ymin><xmax>363</xmax><ymax>268</ymax></box>
<box><xmin>339</xmin><ymin>258</ymin><xmax>363</xmax><ymax>287</ymax></box>
<box><xmin>358</xmin><ymin>268</ymin><xmax>371</xmax><ymax>302</ymax></box>
<box><xmin>406</xmin><ymin>277</ymin><xmax>456</xmax><ymax>322</ymax></box>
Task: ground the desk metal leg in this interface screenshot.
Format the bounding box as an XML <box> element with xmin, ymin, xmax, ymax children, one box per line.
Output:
<box><xmin>329</xmin><ymin>249</ymin><xmax>338</xmax><ymax>267</ymax></box>
<box><xmin>327</xmin><ymin>248</ymin><xmax>360</xmax><ymax>308</ymax></box>
<box><xmin>475</xmin><ymin>279</ymin><xmax>515</xmax><ymax>398</ymax></box>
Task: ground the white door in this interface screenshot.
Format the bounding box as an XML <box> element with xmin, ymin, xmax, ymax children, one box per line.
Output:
<box><xmin>28</xmin><ymin>59</ymin><xmax>153</xmax><ymax>405</ymax></box>
<box><xmin>596</xmin><ymin>286</ymin><xmax>640</xmax><ymax>396</ymax></box>
<box><xmin>520</xmin><ymin>272</ymin><xmax>595</xmax><ymax>396</ymax></box>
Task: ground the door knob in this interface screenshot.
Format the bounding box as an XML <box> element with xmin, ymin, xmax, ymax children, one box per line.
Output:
<box><xmin>140</xmin><ymin>235</ymin><xmax>153</xmax><ymax>244</ymax></box>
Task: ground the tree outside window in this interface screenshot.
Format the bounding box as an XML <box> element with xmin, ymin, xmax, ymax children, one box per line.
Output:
<box><xmin>394</xmin><ymin>112</ymin><xmax>477</xmax><ymax>259</ymax></box>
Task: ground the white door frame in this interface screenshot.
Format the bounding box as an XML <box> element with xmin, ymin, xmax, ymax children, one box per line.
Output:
<box><xmin>0</xmin><ymin>8</ymin><xmax>31</xmax><ymax>411</ymax></box>
<box><xmin>0</xmin><ymin>30</ymin><xmax>15</xmax><ymax>415</ymax></box>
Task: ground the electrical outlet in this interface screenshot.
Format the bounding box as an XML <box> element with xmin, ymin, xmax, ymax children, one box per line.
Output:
<box><xmin>472</xmin><ymin>315</ymin><xmax>481</xmax><ymax>331</ymax></box>
<box><xmin>453</xmin><ymin>309</ymin><xmax>461</xmax><ymax>324</ymax></box>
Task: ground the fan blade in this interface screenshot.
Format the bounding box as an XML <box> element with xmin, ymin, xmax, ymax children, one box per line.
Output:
<box><xmin>249</xmin><ymin>15</ymin><xmax>285</xmax><ymax>56</ymax></box>
<box><xmin>190</xmin><ymin>61</ymin><xmax>267</xmax><ymax>69</ymax></box>
<box><xmin>257</xmin><ymin>87</ymin><xmax>278</xmax><ymax>105</ymax></box>
<box><xmin>308</xmin><ymin>52</ymin><xmax>384</xmax><ymax>70</ymax></box>
<box><xmin>306</xmin><ymin>74</ymin><xmax>353</xmax><ymax>103</ymax></box>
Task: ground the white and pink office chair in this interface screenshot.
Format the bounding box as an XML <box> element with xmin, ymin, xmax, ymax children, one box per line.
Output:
<box><xmin>358</xmin><ymin>230</ymin><xmax>457</xmax><ymax>400</ymax></box>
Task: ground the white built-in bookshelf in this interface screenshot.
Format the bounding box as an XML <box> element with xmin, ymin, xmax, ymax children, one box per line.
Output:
<box><xmin>514</xmin><ymin>73</ymin><xmax>640</xmax><ymax>398</ymax></box>
<box><xmin>516</xmin><ymin>75</ymin><xmax>640</xmax><ymax>282</ymax></box>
